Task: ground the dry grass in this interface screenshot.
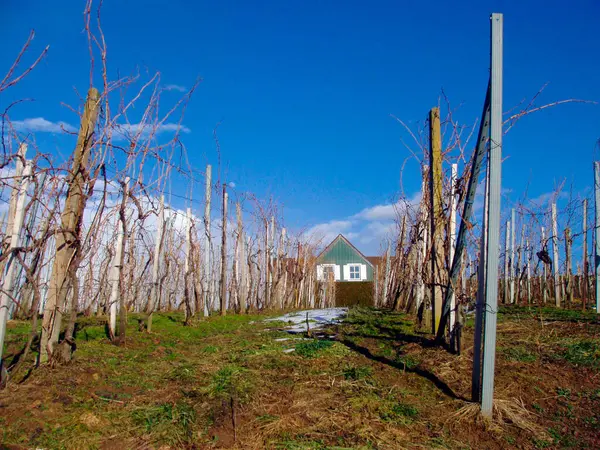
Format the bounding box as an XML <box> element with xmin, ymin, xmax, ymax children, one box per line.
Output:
<box><xmin>0</xmin><ymin>307</ymin><xmax>599</xmax><ymax>449</ymax></box>
<box><xmin>453</xmin><ymin>397</ymin><xmax>547</xmax><ymax>439</ymax></box>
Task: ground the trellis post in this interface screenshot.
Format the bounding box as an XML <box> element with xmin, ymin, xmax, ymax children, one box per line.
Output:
<box><xmin>429</xmin><ymin>107</ymin><xmax>444</xmax><ymax>334</ymax></box>
<box><xmin>480</xmin><ymin>12</ymin><xmax>503</xmax><ymax>418</ymax></box>
<box><xmin>594</xmin><ymin>162</ymin><xmax>600</xmax><ymax>313</ymax></box>
<box><xmin>551</xmin><ymin>202</ymin><xmax>561</xmax><ymax>307</ymax></box>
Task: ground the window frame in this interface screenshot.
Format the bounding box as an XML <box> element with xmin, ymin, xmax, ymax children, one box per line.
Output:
<box><xmin>348</xmin><ymin>264</ymin><xmax>361</xmax><ymax>280</ymax></box>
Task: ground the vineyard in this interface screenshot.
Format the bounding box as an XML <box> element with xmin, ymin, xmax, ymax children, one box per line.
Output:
<box><xmin>1</xmin><ymin>3</ymin><xmax>599</xmax><ymax>450</ymax></box>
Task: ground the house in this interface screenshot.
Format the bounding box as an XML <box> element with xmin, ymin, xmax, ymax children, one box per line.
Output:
<box><xmin>316</xmin><ymin>234</ymin><xmax>375</xmax><ymax>282</ymax></box>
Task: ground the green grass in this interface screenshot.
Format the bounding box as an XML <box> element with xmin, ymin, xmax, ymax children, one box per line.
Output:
<box><xmin>131</xmin><ymin>401</ymin><xmax>196</xmax><ymax>444</ymax></box>
<box><xmin>3</xmin><ymin>306</ymin><xmax>599</xmax><ymax>449</ymax></box>
<box><xmin>499</xmin><ymin>305</ymin><xmax>598</xmax><ymax>322</ymax></box>
<box><xmin>379</xmin><ymin>402</ymin><xmax>419</xmax><ymax>424</ymax></box>
<box><xmin>206</xmin><ymin>364</ymin><xmax>254</xmax><ymax>402</ymax></box>
<box><xmin>561</xmin><ymin>339</ymin><xmax>600</xmax><ymax>368</ymax></box>
<box><xmin>342</xmin><ymin>364</ymin><xmax>372</xmax><ymax>380</ymax></box>
<box><xmin>295</xmin><ymin>339</ymin><xmax>334</xmax><ymax>357</ymax></box>
<box><xmin>501</xmin><ymin>345</ymin><xmax>537</xmax><ymax>363</ymax></box>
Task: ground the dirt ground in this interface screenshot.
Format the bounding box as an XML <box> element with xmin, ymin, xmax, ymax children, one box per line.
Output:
<box><xmin>0</xmin><ymin>306</ymin><xmax>598</xmax><ymax>449</ymax></box>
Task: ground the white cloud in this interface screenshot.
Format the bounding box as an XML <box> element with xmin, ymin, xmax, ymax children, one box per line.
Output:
<box><xmin>353</xmin><ymin>192</ymin><xmax>421</xmax><ymax>221</ymax></box>
<box><xmin>12</xmin><ymin>117</ymin><xmax>76</xmax><ymax>134</ymax></box>
<box><xmin>305</xmin><ymin>220</ymin><xmax>353</xmax><ymax>246</ymax></box>
<box><xmin>164</xmin><ymin>84</ymin><xmax>187</xmax><ymax>92</ymax></box>
<box><xmin>305</xmin><ymin>193</ymin><xmax>423</xmax><ymax>255</ymax></box>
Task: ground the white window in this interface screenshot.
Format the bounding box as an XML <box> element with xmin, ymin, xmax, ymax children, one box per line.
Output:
<box><xmin>317</xmin><ymin>264</ymin><xmax>340</xmax><ymax>281</ymax></box>
<box><xmin>349</xmin><ymin>265</ymin><xmax>361</xmax><ymax>280</ymax></box>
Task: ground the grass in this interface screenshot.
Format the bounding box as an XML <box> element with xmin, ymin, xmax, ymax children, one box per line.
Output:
<box><xmin>131</xmin><ymin>401</ymin><xmax>196</xmax><ymax>444</ymax></box>
<box><xmin>342</xmin><ymin>364</ymin><xmax>372</xmax><ymax>380</ymax></box>
<box><xmin>561</xmin><ymin>339</ymin><xmax>600</xmax><ymax>367</ymax></box>
<box><xmin>501</xmin><ymin>345</ymin><xmax>537</xmax><ymax>363</ymax></box>
<box><xmin>1</xmin><ymin>306</ymin><xmax>599</xmax><ymax>449</ymax></box>
<box><xmin>294</xmin><ymin>339</ymin><xmax>333</xmax><ymax>357</ymax></box>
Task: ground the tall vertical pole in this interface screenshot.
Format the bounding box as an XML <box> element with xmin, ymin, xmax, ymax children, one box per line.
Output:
<box><xmin>517</xmin><ymin>223</ymin><xmax>525</xmax><ymax>304</ymax></box>
<box><xmin>472</xmin><ymin>164</ymin><xmax>489</xmax><ymax>402</ymax></box>
<box><xmin>280</xmin><ymin>227</ymin><xmax>287</xmax><ymax>308</ymax></box>
<box><xmin>582</xmin><ymin>199</ymin><xmax>588</xmax><ymax>310</ymax></box>
<box><xmin>0</xmin><ymin>143</ymin><xmax>27</xmax><ymax>279</ymax></box>
<box><xmin>504</xmin><ymin>220</ymin><xmax>510</xmax><ymax>304</ymax></box>
<box><xmin>184</xmin><ymin>207</ymin><xmax>193</xmax><ymax>320</ymax></box>
<box><xmin>541</xmin><ymin>226</ymin><xmax>547</xmax><ymax>304</ymax></box>
<box><xmin>109</xmin><ymin>177</ymin><xmax>129</xmax><ymax>339</ymax></box>
<box><xmin>565</xmin><ymin>228</ymin><xmax>573</xmax><ymax>307</ymax></box>
<box><xmin>382</xmin><ymin>241</ymin><xmax>391</xmax><ymax>306</ymax></box>
<box><xmin>510</xmin><ymin>208</ymin><xmax>516</xmax><ymax>304</ymax></box>
<box><xmin>264</xmin><ymin>220</ymin><xmax>270</xmax><ymax>308</ymax></box>
<box><xmin>594</xmin><ymin>162</ymin><xmax>600</xmax><ymax>313</ymax></box>
<box><xmin>429</xmin><ymin>107</ymin><xmax>445</xmax><ymax>334</ymax></box>
<box><xmin>551</xmin><ymin>202</ymin><xmax>561</xmax><ymax>307</ymax></box>
<box><xmin>415</xmin><ymin>169</ymin><xmax>428</xmax><ymax>313</ymax></box>
<box><xmin>480</xmin><ymin>12</ymin><xmax>503</xmax><ymax>418</ymax></box>
<box><xmin>220</xmin><ymin>184</ymin><xmax>228</xmax><ymax>316</ymax></box>
<box><xmin>236</xmin><ymin>202</ymin><xmax>246</xmax><ymax>314</ymax></box>
<box><xmin>526</xmin><ymin>239</ymin><xmax>532</xmax><ymax>304</ymax></box>
<box><xmin>0</xmin><ymin>161</ymin><xmax>32</xmax><ymax>381</ymax></box>
<box><xmin>146</xmin><ymin>195</ymin><xmax>164</xmax><ymax>332</ymax></box>
<box><xmin>203</xmin><ymin>165</ymin><xmax>212</xmax><ymax>316</ymax></box>
<box><xmin>41</xmin><ymin>88</ymin><xmax>100</xmax><ymax>363</ymax></box>
<box><xmin>449</xmin><ymin>163</ymin><xmax>458</xmax><ymax>336</ymax></box>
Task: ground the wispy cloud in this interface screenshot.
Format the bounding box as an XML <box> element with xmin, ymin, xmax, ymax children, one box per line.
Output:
<box><xmin>12</xmin><ymin>117</ymin><xmax>76</xmax><ymax>133</ymax></box>
<box><xmin>527</xmin><ymin>191</ymin><xmax>568</xmax><ymax>208</ymax></box>
<box><xmin>164</xmin><ymin>84</ymin><xmax>187</xmax><ymax>92</ymax></box>
<box><xmin>112</xmin><ymin>122</ymin><xmax>191</xmax><ymax>140</ymax></box>
<box><xmin>353</xmin><ymin>192</ymin><xmax>421</xmax><ymax>221</ymax></box>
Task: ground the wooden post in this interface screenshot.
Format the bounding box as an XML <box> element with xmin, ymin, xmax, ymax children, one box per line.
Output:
<box><xmin>278</xmin><ymin>227</ymin><xmax>286</xmax><ymax>309</ymax></box>
<box><xmin>220</xmin><ymin>184</ymin><xmax>228</xmax><ymax>315</ymax></box>
<box><xmin>582</xmin><ymin>199</ymin><xmax>588</xmax><ymax>310</ymax></box>
<box><xmin>415</xmin><ymin>168</ymin><xmax>428</xmax><ymax>314</ymax></box>
<box><xmin>593</xmin><ymin>161</ymin><xmax>600</xmax><ymax>314</ymax></box>
<box><xmin>0</xmin><ymin>143</ymin><xmax>27</xmax><ymax>279</ymax></box>
<box><xmin>510</xmin><ymin>208</ymin><xmax>516</xmax><ymax>304</ymax></box>
<box><xmin>429</xmin><ymin>107</ymin><xmax>445</xmax><ymax>334</ymax></box>
<box><xmin>264</xmin><ymin>220</ymin><xmax>270</xmax><ymax>308</ymax></box>
<box><xmin>270</xmin><ymin>215</ymin><xmax>275</xmax><ymax>307</ymax></box>
<box><xmin>107</xmin><ymin>178</ymin><xmax>129</xmax><ymax>340</ymax></box>
<box><xmin>504</xmin><ymin>220</ymin><xmax>510</xmax><ymax>304</ymax></box>
<box><xmin>203</xmin><ymin>165</ymin><xmax>212</xmax><ymax>316</ymax></box>
<box><xmin>40</xmin><ymin>88</ymin><xmax>100</xmax><ymax>363</ymax></box>
<box><xmin>516</xmin><ymin>223</ymin><xmax>525</xmax><ymax>304</ymax></box>
<box><xmin>146</xmin><ymin>196</ymin><xmax>164</xmax><ymax>332</ymax></box>
<box><xmin>565</xmin><ymin>228</ymin><xmax>573</xmax><ymax>307</ymax></box>
<box><xmin>184</xmin><ymin>207</ymin><xmax>193</xmax><ymax>322</ymax></box>
<box><xmin>541</xmin><ymin>226</ymin><xmax>547</xmax><ymax>304</ymax></box>
<box><xmin>526</xmin><ymin>239</ymin><xmax>532</xmax><ymax>304</ymax></box>
<box><xmin>236</xmin><ymin>202</ymin><xmax>246</xmax><ymax>313</ymax></box>
<box><xmin>0</xmin><ymin>161</ymin><xmax>32</xmax><ymax>379</ymax></box>
<box><xmin>449</xmin><ymin>163</ymin><xmax>458</xmax><ymax>336</ymax></box>
<box><xmin>114</xmin><ymin>178</ymin><xmax>130</xmax><ymax>342</ymax></box>
<box><xmin>382</xmin><ymin>241</ymin><xmax>391</xmax><ymax>306</ymax></box>
<box><xmin>551</xmin><ymin>202</ymin><xmax>561</xmax><ymax>307</ymax></box>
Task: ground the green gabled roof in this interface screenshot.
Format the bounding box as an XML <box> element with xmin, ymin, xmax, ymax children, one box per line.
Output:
<box><xmin>316</xmin><ymin>234</ymin><xmax>374</xmax><ymax>268</ymax></box>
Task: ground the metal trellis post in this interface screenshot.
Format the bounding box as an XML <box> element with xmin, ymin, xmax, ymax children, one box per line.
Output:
<box><xmin>480</xmin><ymin>12</ymin><xmax>503</xmax><ymax>418</ymax></box>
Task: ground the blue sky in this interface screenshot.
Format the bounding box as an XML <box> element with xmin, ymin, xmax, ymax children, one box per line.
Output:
<box><xmin>2</xmin><ymin>0</ymin><xmax>599</xmax><ymax>255</ymax></box>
